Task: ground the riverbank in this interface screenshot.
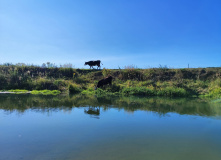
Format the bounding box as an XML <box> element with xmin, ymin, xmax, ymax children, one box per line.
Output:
<box><xmin>0</xmin><ymin>64</ymin><xmax>221</xmax><ymax>98</ymax></box>
<box><xmin>0</xmin><ymin>90</ymin><xmax>61</xmax><ymax>95</ymax></box>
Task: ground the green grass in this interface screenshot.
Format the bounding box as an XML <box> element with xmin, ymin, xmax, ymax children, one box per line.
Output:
<box><xmin>121</xmin><ymin>87</ymin><xmax>155</xmax><ymax>96</ymax></box>
<box><xmin>204</xmin><ymin>87</ymin><xmax>221</xmax><ymax>98</ymax></box>
<box><xmin>30</xmin><ymin>90</ymin><xmax>61</xmax><ymax>95</ymax></box>
<box><xmin>80</xmin><ymin>86</ymin><xmax>190</xmax><ymax>97</ymax></box>
<box><xmin>119</xmin><ymin>86</ymin><xmax>189</xmax><ymax>97</ymax></box>
<box><xmin>1</xmin><ymin>65</ymin><xmax>221</xmax><ymax>98</ymax></box>
<box><xmin>3</xmin><ymin>89</ymin><xmax>61</xmax><ymax>95</ymax></box>
<box><xmin>156</xmin><ymin>87</ymin><xmax>189</xmax><ymax>97</ymax></box>
<box><xmin>8</xmin><ymin>89</ymin><xmax>29</xmax><ymax>93</ymax></box>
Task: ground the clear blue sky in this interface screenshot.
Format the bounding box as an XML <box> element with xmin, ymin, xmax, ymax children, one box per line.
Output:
<box><xmin>0</xmin><ymin>0</ymin><xmax>221</xmax><ymax>68</ymax></box>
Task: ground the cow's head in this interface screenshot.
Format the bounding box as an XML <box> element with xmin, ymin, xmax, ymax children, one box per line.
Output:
<box><xmin>109</xmin><ymin>76</ymin><xmax>113</xmax><ymax>79</ymax></box>
<box><xmin>84</xmin><ymin>62</ymin><xmax>88</xmax><ymax>65</ymax></box>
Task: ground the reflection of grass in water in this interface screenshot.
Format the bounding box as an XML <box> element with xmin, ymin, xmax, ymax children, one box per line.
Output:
<box><xmin>211</xmin><ymin>98</ymin><xmax>221</xmax><ymax>103</ymax></box>
<box><xmin>0</xmin><ymin>94</ymin><xmax>221</xmax><ymax>117</ymax></box>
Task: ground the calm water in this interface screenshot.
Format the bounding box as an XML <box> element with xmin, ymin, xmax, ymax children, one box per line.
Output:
<box><xmin>0</xmin><ymin>94</ymin><xmax>221</xmax><ymax>160</ymax></box>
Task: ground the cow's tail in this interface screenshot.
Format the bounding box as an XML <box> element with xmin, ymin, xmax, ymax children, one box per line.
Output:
<box><xmin>101</xmin><ymin>62</ymin><xmax>103</xmax><ymax>65</ymax></box>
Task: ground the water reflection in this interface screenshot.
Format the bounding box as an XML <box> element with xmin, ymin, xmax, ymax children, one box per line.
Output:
<box><xmin>1</xmin><ymin>94</ymin><xmax>221</xmax><ymax>160</ymax></box>
<box><xmin>0</xmin><ymin>94</ymin><xmax>221</xmax><ymax>118</ymax></box>
<box><xmin>84</xmin><ymin>107</ymin><xmax>100</xmax><ymax>119</ymax></box>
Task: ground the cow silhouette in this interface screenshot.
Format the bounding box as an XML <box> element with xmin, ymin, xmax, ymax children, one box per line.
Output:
<box><xmin>84</xmin><ymin>60</ymin><xmax>103</xmax><ymax>69</ymax></box>
<box><xmin>96</xmin><ymin>76</ymin><xmax>113</xmax><ymax>88</ymax></box>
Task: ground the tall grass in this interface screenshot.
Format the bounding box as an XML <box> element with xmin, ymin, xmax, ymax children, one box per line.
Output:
<box><xmin>1</xmin><ymin>64</ymin><xmax>221</xmax><ymax>97</ymax></box>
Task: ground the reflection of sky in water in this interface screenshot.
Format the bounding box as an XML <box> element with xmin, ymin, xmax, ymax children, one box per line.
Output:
<box><xmin>1</xmin><ymin>103</ymin><xmax>221</xmax><ymax>160</ymax></box>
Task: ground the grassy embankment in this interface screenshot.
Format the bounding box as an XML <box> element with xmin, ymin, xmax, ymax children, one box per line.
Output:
<box><xmin>0</xmin><ymin>64</ymin><xmax>221</xmax><ymax>97</ymax></box>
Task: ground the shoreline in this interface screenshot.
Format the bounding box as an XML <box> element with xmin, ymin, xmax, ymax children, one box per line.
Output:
<box><xmin>0</xmin><ymin>91</ymin><xmax>31</xmax><ymax>94</ymax></box>
<box><xmin>0</xmin><ymin>90</ymin><xmax>61</xmax><ymax>95</ymax></box>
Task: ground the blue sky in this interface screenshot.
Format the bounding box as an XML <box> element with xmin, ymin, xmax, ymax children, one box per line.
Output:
<box><xmin>0</xmin><ymin>0</ymin><xmax>221</xmax><ymax>69</ymax></box>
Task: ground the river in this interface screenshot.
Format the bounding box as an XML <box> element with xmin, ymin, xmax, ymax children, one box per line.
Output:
<box><xmin>0</xmin><ymin>94</ymin><xmax>221</xmax><ymax>160</ymax></box>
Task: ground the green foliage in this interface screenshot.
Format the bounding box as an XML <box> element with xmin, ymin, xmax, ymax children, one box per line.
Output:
<box><xmin>0</xmin><ymin>74</ymin><xmax>7</xmax><ymax>90</ymax></box>
<box><xmin>94</xmin><ymin>88</ymin><xmax>108</xmax><ymax>95</ymax></box>
<box><xmin>69</xmin><ymin>83</ymin><xmax>82</xmax><ymax>94</ymax></box>
<box><xmin>94</xmin><ymin>88</ymin><xmax>119</xmax><ymax>96</ymax></box>
<box><xmin>121</xmin><ymin>87</ymin><xmax>155</xmax><ymax>96</ymax></box>
<box><xmin>74</xmin><ymin>76</ymin><xmax>89</xmax><ymax>84</ymax></box>
<box><xmin>143</xmin><ymin>69</ymin><xmax>155</xmax><ymax>80</ymax></box>
<box><xmin>34</xmin><ymin>78</ymin><xmax>57</xmax><ymax>90</ymax></box>
<box><xmin>8</xmin><ymin>89</ymin><xmax>29</xmax><ymax>93</ymax></box>
<box><xmin>102</xmin><ymin>68</ymin><xmax>112</xmax><ymax>77</ymax></box>
<box><xmin>119</xmin><ymin>65</ymin><xmax>143</xmax><ymax>81</ymax></box>
<box><xmin>53</xmin><ymin>79</ymin><xmax>68</xmax><ymax>91</ymax></box>
<box><xmin>205</xmin><ymin>79</ymin><xmax>221</xmax><ymax>98</ymax></box>
<box><xmin>209</xmin><ymin>79</ymin><xmax>221</xmax><ymax>88</ymax></box>
<box><xmin>207</xmin><ymin>87</ymin><xmax>221</xmax><ymax>98</ymax></box>
<box><xmin>1</xmin><ymin>64</ymin><xmax>221</xmax><ymax>97</ymax></box>
<box><xmin>157</xmin><ymin>87</ymin><xmax>189</xmax><ymax>97</ymax></box>
<box><xmin>106</xmin><ymin>84</ymin><xmax>121</xmax><ymax>93</ymax></box>
<box><xmin>57</xmin><ymin>68</ymin><xmax>73</xmax><ymax>78</ymax></box>
<box><xmin>30</xmin><ymin>90</ymin><xmax>61</xmax><ymax>95</ymax></box>
<box><xmin>81</xmin><ymin>88</ymin><xmax>95</xmax><ymax>95</ymax></box>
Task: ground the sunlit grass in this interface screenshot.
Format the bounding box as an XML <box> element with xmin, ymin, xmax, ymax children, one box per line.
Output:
<box><xmin>30</xmin><ymin>90</ymin><xmax>61</xmax><ymax>95</ymax></box>
<box><xmin>8</xmin><ymin>89</ymin><xmax>29</xmax><ymax>93</ymax></box>
<box><xmin>1</xmin><ymin>64</ymin><xmax>221</xmax><ymax>98</ymax></box>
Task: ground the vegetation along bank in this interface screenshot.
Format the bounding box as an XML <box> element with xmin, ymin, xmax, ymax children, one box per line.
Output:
<box><xmin>0</xmin><ymin>64</ymin><xmax>221</xmax><ymax>98</ymax></box>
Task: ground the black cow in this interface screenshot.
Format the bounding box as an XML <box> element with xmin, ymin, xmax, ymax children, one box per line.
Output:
<box><xmin>84</xmin><ymin>60</ymin><xmax>103</xmax><ymax>69</ymax></box>
<box><xmin>96</xmin><ymin>76</ymin><xmax>113</xmax><ymax>88</ymax></box>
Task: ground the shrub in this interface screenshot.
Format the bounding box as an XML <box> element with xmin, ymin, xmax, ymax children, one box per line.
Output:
<box><xmin>207</xmin><ymin>87</ymin><xmax>221</xmax><ymax>98</ymax></box>
<box><xmin>34</xmin><ymin>78</ymin><xmax>57</xmax><ymax>90</ymax></box>
<box><xmin>102</xmin><ymin>68</ymin><xmax>112</xmax><ymax>77</ymax></box>
<box><xmin>106</xmin><ymin>84</ymin><xmax>121</xmax><ymax>93</ymax></box>
<box><xmin>69</xmin><ymin>83</ymin><xmax>82</xmax><ymax>94</ymax></box>
<box><xmin>53</xmin><ymin>80</ymin><xmax>68</xmax><ymax>90</ymax></box>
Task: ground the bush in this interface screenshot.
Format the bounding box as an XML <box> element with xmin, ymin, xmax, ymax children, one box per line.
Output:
<box><xmin>206</xmin><ymin>87</ymin><xmax>221</xmax><ymax>98</ymax></box>
<box><xmin>102</xmin><ymin>68</ymin><xmax>112</xmax><ymax>77</ymax></box>
<box><xmin>34</xmin><ymin>78</ymin><xmax>57</xmax><ymax>90</ymax></box>
<box><xmin>53</xmin><ymin>80</ymin><xmax>68</xmax><ymax>90</ymax></box>
<box><xmin>69</xmin><ymin>83</ymin><xmax>82</xmax><ymax>94</ymax></box>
